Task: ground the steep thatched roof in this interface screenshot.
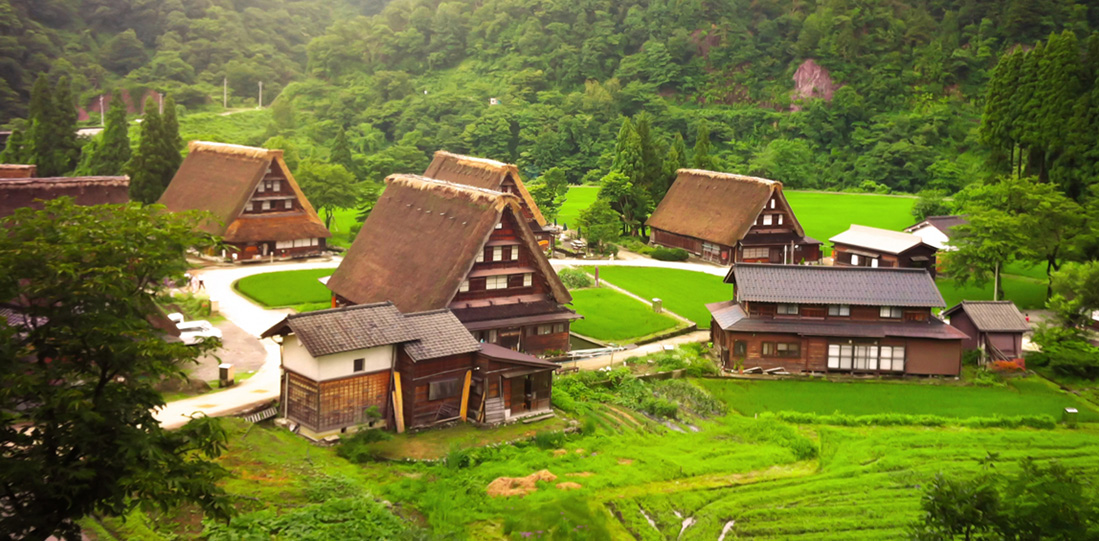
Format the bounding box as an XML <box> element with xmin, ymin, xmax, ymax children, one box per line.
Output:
<box><xmin>646</xmin><ymin>169</ymin><xmax>804</xmax><ymax>247</ymax></box>
<box><xmin>424</xmin><ymin>150</ymin><xmax>547</xmax><ymax>227</ymax></box>
<box><xmin>326</xmin><ymin>174</ymin><xmax>571</xmax><ymax>313</ymax></box>
<box><xmin>158</xmin><ymin>141</ymin><xmax>329</xmax><ymax>241</ymax></box>
<box><xmin>0</xmin><ymin>176</ymin><xmax>130</xmax><ymax>219</ymax></box>
<box><xmin>0</xmin><ymin>164</ymin><xmax>36</xmax><ymax>178</ymax></box>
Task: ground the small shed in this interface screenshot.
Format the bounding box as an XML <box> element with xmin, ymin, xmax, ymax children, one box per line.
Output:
<box><xmin>943</xmin><ymin>301</ymin><xmax>1030</xmax><ymax>360</ymax></box>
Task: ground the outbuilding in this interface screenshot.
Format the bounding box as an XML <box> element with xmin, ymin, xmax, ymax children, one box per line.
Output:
<box><xmin>943</xmin><ymin>301</ymin><xmax>1030</xmax><ymax>361</ymax></box>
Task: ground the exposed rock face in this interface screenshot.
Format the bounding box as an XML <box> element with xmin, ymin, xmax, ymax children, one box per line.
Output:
<box><xmin>791</xmin><ymin>59</ymin><xmax>835</xmax><ymax>108</ymax></box>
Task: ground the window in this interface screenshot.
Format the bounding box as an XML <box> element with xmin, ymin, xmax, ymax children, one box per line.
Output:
<box><xmin>762</xmin><ymin>342</ymin><xmax>775</xmax><ymax>356</ymax></box>
<box><xmin>777</xmin><ymin>214</ymin><xmax>784</xmax><ymax>225</ymax></box>
<box><xmin>880</xmin><ymin>306</ymin><xmax>903</xmax><ymax>319</ymax></box>
<box><xmin>495</xmin><ymin>221</ymin><xmax>503</xmax><ymax>229</ymax></box>
<box><xmin>486</xmin><ymin>275</ymin><xmax>508</xmax><ymax>290</ymax></box>
<box><xmin>487</xmin><ymin>329</ymin><xmax>497</xmax><ymax>343</ymax></box>
<box><xmin>777</xmin><ymin>304</ymin><xmax>799</xmax><ymax>315</ymax></box>
<box><xmin>871</xmin><ymin>258</ymin><xmax>879</xmax><ymax>268</ymax></box>
<box><xmin>880</xmin><ymin>346</ymin><xmax>906</xmax><ymax>371</ymax></box>
<box><xmin>828</xmin><ymin>305</ymin><xmax>850</xmax><ymax>316</ymax></box>
<box><xmin>537</xmin><ymin>325</ymin><xmax>553</xmax><ymax>335</ymax></box>
<box><xmin>261</xmin><ymin>200</ymin><xmax>271</xmax><ymax>210</ymax></box>
<box><xmin>284</xmin><ymin>199</ymin><xmax>292</xmax><ymax>209</ymax></box>
<box><xmin>770</xmin><ymin>198</ymin><xmax>776</xmax><ymax>209</ymax></box>
<box><xmin>492</xmin><ymin>246</ymin><xmax>503</xmax><ymax>261</ymax></box>
<box><xmin>510</xmin><ymin>246</ymin><xmax>520</xmax><ymax>260</ymax></box>
<box><xmin>776</xmin><ymin>342</ymin><xmax>800</xmax><ymax>358</ymax></box>
<box><xmin>273</xmin><ymin>180</ymin><xmax>281</xmax><ymax>191</ymax></box>
<box><xmin>311</xmin><ymin>238</ymin><xmax>318</xmax><ymax>246</ymax></box>
<box><xmin>476</xmin><ymin>249</ymin><xmax>485</xmax><ymax>263</ymax></box>
<box><xmin>827</xmin><ymin>344</ymin><xmax>854</xmax><ymax>370</ymax></box>
<box><xmin>763</xmin><ymin>214</ymin><xmax>773</xmax><ymax>226</ymax></box>
<box><xmin>743</xmin><ymin>247</ymin><xmax>769</xmax><ymax>259</ymax></box>
<box><xmin>459</xmin><ymin>280</ymin><xmax>469</xmax><ymax>293</ymax></box>
<box><xmin>553</xmin><ymin>323</ymin><xmax>565</xmax><ymax>333</ymax></box>
<box><xmin>257</xmin><ymin>183</ymin><xmax>265</xmax><ymax>193</ymax></box>
<box><xmin>276</xmin><ymin>240</ymin><xmax>292</xmax><ymax>249</ymax></box>
<box><xmin>353</xmin><ymin>358</ymin><xmax>364</xmax><ymax>372</ymax></box>
<box><xmin>853</xmin><ymin>345</ymin><xmax>879</xmax><ymax>370</ymax></box>
<box><xmin>428</xmin><ymin>379</ymin><xmax>463</xmax><ymax>401</ymax></box>
<box><xmin>523</xmin><ymin>273</ymin><xmax>532</xmax><ymax>287</ymax></box>
<box><xmin>851</xmin><ymin>254</ymin><xmax>860</xmax><ymax>265</ymax></box>
<box><xmin>733</xmin><ymin>341</ymin><xmax>747</xmax><ymax>357</ymax></box>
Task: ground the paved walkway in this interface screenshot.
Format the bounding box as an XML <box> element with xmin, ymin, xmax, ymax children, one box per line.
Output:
<box><xmin>551</xmin><ymin>257</ymin><xmax>728</xmax><ymax>277</ymax></box>
<box><xmin>558</xmin><ymin>331</ymin><xmax>712</xmax><ymax>371</ymax></box>
<box><xmin>155</xmin><ymin>258</ymin><xmax>341</xmax><ymax>429</ymax></box>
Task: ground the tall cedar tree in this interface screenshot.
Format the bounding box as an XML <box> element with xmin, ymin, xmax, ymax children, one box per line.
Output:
<box><xmin>128</xmin><ymin>97</ymin><xmax>181</xmax><ymax>203</ymax></box>
<box><xmin>27</xmin><ymin>74</ymin><xmax>79</xmax><ymax>176</ymax></box>
<box><xmin>659</xmin><ymin>132</ymin><xmax>687</xmax><ymax>198</ymax></box>
<box><xmin>331</xmin><ymin>127</ymin><xmax>356</xmax><ymax>176</ymax></box>
<box><xmin>51</xmin><ymin>77</ymin><xmax>81</xmax><ymax>174</ymax></box>
<box><xmin>633</xmin><ymin>112</ymin><xmax>664</xmax><ymax>195</ymax></box>
<box><xmin>692</xmin><ymin>122</ymin><xmax>715</xmax><ymax>170</ymax></box>
<box><xmin>81</xmin><ymin>92</ymin><xmax>132</xmax><ymax>175</ymax></box>
<box><xmin>611</xmin><ymin>117</ymin><xmax>643</xmax><ymax>184</ymax></box>
<box><xmin>160</xmin><ymin>96</ymin><xmax>183</xmax><ymax>176</ymax></box>
<box><xmin>0</xmin><ymin>198</ymin><xmax>232</xmax><ymax>539</ymax></box>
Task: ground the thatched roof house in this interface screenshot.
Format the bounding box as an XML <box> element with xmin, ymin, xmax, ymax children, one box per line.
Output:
<box><xmin>158</xmin><ymin>141</ymin><xmax>330</xmax><ymax>261</ymax></box>
<box><xmin>327</xmin><ymin>174</ymin><xmax>578</xmax><ymax>355</ymax></box>
<box><xmin>0</xmin><ymin>164</ymin><xmax>37</xmax><ymax>179</ymax></box>
<box><xmin>646</xmin><ymin>169</ymin><xmax>820</xmax><ymax>265</ymax></box>
<box><xmin>0</xmin><ymin>176</ymin><xmax>130</xmax><ymax>219</ymax></box>
<box><xmin>424</xmin><ymin>151</ymin><xmax>554</xmax><ymax>245</ymax></box>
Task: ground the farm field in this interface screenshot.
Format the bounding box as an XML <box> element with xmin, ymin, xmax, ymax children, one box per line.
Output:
<box><xmin>936</xmin><ymin>273</ymin><xmax>1047</xmax><ymax>311</ymax></box>
<box><xmin>783</xmin><ymin>190</ymin><xmax>917</xmax><ymax>248</ymax></box>
<box><xmin>234</xmin><ymin>268</ymin><xmax>332</xmax><ymax>308</ymax></box>
<box><xmin>327</xmin><ymin>207</ymin><xmax>359</xmax><ymax>249</ymax></box>
<box><xmin>696</xmin><ymin>377</ymin><xmax>1099</xmax><ymax>421</ymax></box>
<box><xmin>107</xmin><ymin>375</ymin><xmax>1099</xmax><ymax>540</ymax></box>
<box><xmin>581</xmin><ymin>266</ymin><xmax>732</xmax><ymax>329</ymax></box>
<box><xmin>557</xmin><ymin>185</ymin><xmax>599</xmax><ymax>229</ymax></box>
<box><xmin>569</xmin><ymin>286</ymin><xmax>681</xmax><ymax>342</ymax></box>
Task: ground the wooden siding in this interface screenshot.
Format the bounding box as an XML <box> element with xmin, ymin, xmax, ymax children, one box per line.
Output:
<box><xmin>833</xmin><ymin>242</ymin><xmax>938</xmax><ymax>277</ymax></box>
<box><xmin>747</xmin><ymin>302</ymin><xmax>932</xmax><ymax>323</ymax></box>
<box><xmin>229</xmin><ymin>239</ymin><xmax>326</xmax><ymax>261</ymax></box>
<box><xmin>284</xmin><ymin>369</ymin><xmax>389</xmax><ymax>432</ymax></box>
<box><xmin>395</xmin><ymin>348</ymin><xmax>476</xmax><ymax>429</ymax></box>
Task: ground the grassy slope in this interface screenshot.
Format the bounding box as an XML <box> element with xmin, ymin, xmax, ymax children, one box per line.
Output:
<box><xmin>582</xmin><ymin>266</ymin><xmax>733</xmax><ymax>329</ymax></box>
<box><xmin>782</xmin><ymin>191</ymin><xmax>917</xmax><ymax>248</ymax></box>
<box><xmin>696</xmin><ymin>377</ymin><xmax>1099</xmax><ymax>421</ymax></box>
<box><xmin>557</xmin><ymin>186</ymin><xmax>599</xmax><ymax>229</ymax></box>
<box><xmin>327</xmin><ymin>207</ymin><xmax>359</xmax><ymax>249</ymax></box>
<box><xmin>937</xmin><ymin>274</ymin><xmax>1048</xmax><ymax>310</ymax></box>
<box><xmin>234</xmin><ymin>268</ymin><xmax>333</xmax><ymax>307</ymax></box>
<box><xmin>570</xmin><ymin>286</ymin><xmax>680</xmax><ymax>342</ymax></box>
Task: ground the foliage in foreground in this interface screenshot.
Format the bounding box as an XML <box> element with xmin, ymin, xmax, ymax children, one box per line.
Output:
<box><xmin>0</xmin><ymin>199</ymin><xmax>231</xmax><ymax>539</ymax></box>
<box><xmin>770</xmin><ymin>411</ymin><xmax>1057</xmax><ymax>429</ymax></box>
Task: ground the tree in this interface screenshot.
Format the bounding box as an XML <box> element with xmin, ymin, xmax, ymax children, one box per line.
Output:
<box><xmin>999</xmin><ymin>459</ymin><xmax>1097</xmax><ymax>540</ymax></box>
<box><xmin>528</xmin><ymin>167</ymin><xmax>568</xmax><ymax>223</ymax></box>
<box><xmin>576</xmin><ymin>199</ymin><xmax>621</xmax><ymax>253</ymax></box>
<box><xmin>127</xmin><ymin>97</ymin><xmax>179</xmax><ymax>204</ymax></box>
<box><xmin>0</xmin><ymin>198</ymin><xmax>232</xmax><ymax>539</ymax></box>
<box><xmin>913</xmin><ymin>473</ymin><xmax>1001</xmax><ymax>541</ymax></box>
<box><xmin>159</xmin><ymin>95</ymin><xmax>183</xmax><ymax>175</ymax></box>
<box><xmin>296</xmin><ymin>160</ymin><xmax>360</xmax><ymax>230</ymax></box>
<box><xmin>911</xmin><ymin>189</ymin><xmax>953</xmax><ymax>221</ymax></box>
<box><xmin>692</xmin><ymin>122</ymin><xmax>715</xmax><ymax>170</ymax></box>
<box><xmin>598</xmin><ymin>170</ymin><xmax>651</xmax><ymax>237</ymax></box>
<box><xmin>1049</xmin><ymin>261</ymin><xmax>1099</xmax><ymax>326</ymax></box>
<box><xmin>331</xmin><ymin>127</ymin><xmax>356</xmax><ymax>177</ymax></box>
<box><xmin>944</xmin><ymin>210</ymin><xmax>1027</xmax><ymax>301</ymax></box>
<box><xmin>0</xmin><ymin>122</ymin><xmax>32</xmax><ymax>164</ymax></box>
<box><xmin>78</xmin><ymin>92</ymin><xmax>132</xmax><ymax>176</ymax></box>
<box><xmin>611</xmin><ymin>117</ymin><xmax>644</xmax><ymax>184</ymax></box>
<box><xmin>26</xmin><ymin>74</ymin><xmax>79</xmax><ymax>177</ymax></box>
<box><xmin>633</xmin><ymin>111</ymin><xmax>664</xmax><ymax>194</ymax></box>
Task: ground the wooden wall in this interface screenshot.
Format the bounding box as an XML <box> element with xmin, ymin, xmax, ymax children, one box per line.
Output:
<box><xmin>395</xmin><ymin>349</ymin><xmax>476</xmax><ymax>429</ymax></box>
<box><xmin>284</xmin><ymin>369</ymin><xmax>389</xmax><ymax>433</ymax></box>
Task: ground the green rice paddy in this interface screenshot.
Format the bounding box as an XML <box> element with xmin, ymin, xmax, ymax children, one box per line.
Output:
<box><xmin>556</xmin><ymin>186</ymin><xmax>600</xmax><ymax>230</ymax></box>
<box><xmin>234</xmin><ymin>268</ymin><xmax>333</xmax><ymax>308</ymax></box>
<box><xmin>581</xmin><ymin>266</ymin><xmax>733</xmax><ymax>329</ymax></box>
<box><xmin>569</xmin><ymin>286</ymin><xmax>681</xmax><ymax>342</ymax></box>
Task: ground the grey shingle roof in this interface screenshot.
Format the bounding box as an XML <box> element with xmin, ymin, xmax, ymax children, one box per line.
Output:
<box><xmin>401</xmin><ymin>309</ymin><xmax>481</xmax><ymax>361</ymax></box>
<box><xmin>943</xmin><ymin>301</ymin><xmax>1030</xmax><ymax>333</ymax></box>
<box><xmin>705</xmin><ymin>300</ymin><xmax>747</xmax><ymax>330</ymax></box>
<box><xmin>727</xmin><ymin>264</ymin><xmax>945</xmax><ymax>307</ymax></box>
<box><xmin>717</xmin><ymin>315</ymin><xmax>969</xmax><ymax>340</ymax></box>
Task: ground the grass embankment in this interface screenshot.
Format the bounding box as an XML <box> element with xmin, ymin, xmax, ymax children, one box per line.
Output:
<box><xmin>581</xmin><ymin>266</ymin><xmax>731</xmax><ymax>329</ymax></box>
<box><xmin>569</xmin><ymin>286</ymin><xmax>680</xmax><ymax>342</ymax></box>
<box><xmin>696</xmin><ymin>377</ymin><xmax>1099</xmax><ymax>422</ymax></box>
<box><xmin>177</xmin><ymin>109</ymin><xmax>272</xmax><ymax>147</ymax></box>
<box><xmin>234</xmin><ymin>268</ymin><xmax>332</xmax><ymax>309</ymax></box>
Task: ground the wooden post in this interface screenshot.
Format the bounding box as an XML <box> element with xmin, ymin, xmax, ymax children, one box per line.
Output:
<box><xmin>459</xmin><ymin>370</ymin><xmax>472</xmax><ymax>422</ymax></box>
<box><xmin>392</xmin><ymin>372</ymin><xmax>405</xmax><ymax>433</ymax></box>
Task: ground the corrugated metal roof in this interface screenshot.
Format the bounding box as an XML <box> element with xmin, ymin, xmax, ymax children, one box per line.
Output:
<box><xmin>728</xmin><ymin>264</ymin><xmax>945</xmax><ymax>307</ymax></box>
<box><xmin>830</xmin><ymin>224</ymin><xmax>926</xmax><ymax>255</ymax></box>
<box><xmin>943</xmin><ymin>301</ymin><xmax>1030</xmax><ymax>332</ymax></box>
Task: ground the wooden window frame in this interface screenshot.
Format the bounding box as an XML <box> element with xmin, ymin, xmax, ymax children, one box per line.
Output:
<box><xmin>353</xmin><ymin>358</ymin><xmax>364</xmax><ymax>372</ymax></box>
<box><xmin>428</xmin><ymin>379</ymin><xmax>463</xmax><ymax>401</ymax></box>
<box><xmin>880</xmin><ymin>306</ymin><xmax>903</xmax><ymax>319</ymax></box>
<box><xmin>485</xmin><ymin>275</ymin><xmax>508</xmax><ymax>290</ymax></box>
<box><xmin>777</xmin><ymin>304</ymin><xmax>799</xmax><ymax>315</ymax></box>
<box><xmin>828</xmin><ymin>305</ymin><xmax>851</xmax><ymax>316</ymax></box>
<box><xmin>743</xmin><ymin>247</ymin><xmax>769</xmax><ymax>259</ymax></box>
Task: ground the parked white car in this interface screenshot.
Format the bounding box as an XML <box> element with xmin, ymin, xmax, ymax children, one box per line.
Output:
<box><xmin>167</xmin><ymin>312</ymin><xmax>185</xmax><ymax>326</ymax></box>
<box><xmin>177</xmin><ymin>320</ymin><xmax>222</xmax><ymax>346</ymax></box>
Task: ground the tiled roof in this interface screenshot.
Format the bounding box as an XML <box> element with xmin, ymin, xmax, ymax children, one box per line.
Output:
<box><xmin>727</xmin><ymin>263</ymin><xmax>945</xmax><ymax>307</ymax></box>
<box><xmin>905</xmin><ymin>215</ymin><xmax>969</xmax><ymax>236</ymax></box>
<box><xmin>705</xmin><ymin>300</ymin><xmax>747</xmax><ymax>330</ymax></box>
<box><xmin>943</xmin><ymin>301</ymin><xmax>1030</xmax><ymax>333</ymax></box>
<box><xmin>402</xmin><ymin>309</ymin><xmax>481</xmax><ymax>361</ymax></box>
<box><xmin>715</xmin><ymin>314</ymin><xmax>969</xmax><ymax>340</ymax></box>
<box><xmin>830</xmin><ymin>224</ymin><xmax>927</xmax><ymax>255</ymax></box>
<box><xmin>479</xmin><ymin>342</ymin><xmax>559</xmax><ymax>369</ymax></box>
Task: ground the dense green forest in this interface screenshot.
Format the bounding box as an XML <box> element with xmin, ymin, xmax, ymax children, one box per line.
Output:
<box><xmin>3</xmin><ymin>0</ymin><xmax>1099</xmax><ymax>196</ymax></box>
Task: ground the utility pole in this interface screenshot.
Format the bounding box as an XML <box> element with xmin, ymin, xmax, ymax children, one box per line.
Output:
<box><xmin>158</xmin><ymin>92</ymin><xmax>164</xmax><ymax>115</ymax></box>
<box><xmin>258</xmin><ymin>81</ymin><xmax>263</xmax><ymax>109</ymax></box>
<box><xmin>223</xmin><ymin>77</ymin><xmax>228</xmax><ymax>109</ymax></box>
<box><xmin>99</xmin><ymin>95</ymin><xmax>105</xmax><ymax>127</ymax></box>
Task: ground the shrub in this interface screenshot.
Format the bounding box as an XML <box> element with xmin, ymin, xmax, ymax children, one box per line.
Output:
<box><xmin>616</xmin><ymin>237</ymin><xmax>655</xmax><ymax>255</ymax></box>
<box><xmin>533</xmin><ymin>430</ymin><xmax>567</xmax><ymax>449</ymax></box>
<box><xmin>989</xmin><ymin>359</ymin><xmax>1026</xmax><ymax>373</ymax></box>
<box><xmin>1045</xmin><ymin>341</ymin><xmax>1099</xmax><ymax>379</ymax></box>
<box><xmin>336</xmin><ymin>427</ymin><xmax>391</xmax><ymax>463</ymax></box>
<box><xmin>551</xmin><ymin>386</ymin><xmax>580</xmax><ymax>413</ymax></box>
<box><xmin>971</xmin><ymin>369</ymin><xmax>1006</xmax><ymax>387</ymax></box>
<box><xmin>650</xmin><ymin>247</ymin><xmax>689</xmax><ymax>261</ymax></box>
<box><xmin>558</xmin><ymin>267</ymin><xmax>594</xmax><ymax>289</ymax></box>
<box><xmin>641</xmin><ymin>396</ymin><xmax>678</xmax><ymax>418</ymax></box>
<box><xmin>962</xmin><ymin>349</ymin><xmax>982</xmax><ymax>366</ymax></box>
<box><xmin>652</xmin><ymin>380</ymin><xmax>726</xmax><ymax>417</ymax></box>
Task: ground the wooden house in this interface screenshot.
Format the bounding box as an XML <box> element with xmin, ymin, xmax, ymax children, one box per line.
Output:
<box><xmin>261</xmin><ymin>302</ymin><xmax>557</xmax><ymax>439</ymax></box>
<box><xmin>904</xmin><ymin>215</ymin><xmax>968</xmax><ymax>251</ymax></box>
<box><xmin>424</xmin><ymin>150</ymin><xmax>557</xmax><ymax>248</ymax></box>
<box><xmin>646</xmin><ymin>169</ymin><xmax>821</xmax><ymax>265</ymax></box>
<box><xmin>0</xmin><ymin>175</ymin><xmax>129</xmax><ymax>219</ymax></box>
<box><xmin>830</xmin><ymin>225</ymin><xmax>939</xmax><ymax>276</ymax></box>
<box><xmin>158</xmin><ymin>142</ymin><xmax>331</xmax><ymax>262</ymax></box>
<box><xmin>326</xmin><ymin>175</ymin><xmax>580</xmax><ymax>356</ymax></box>
<box><xmin>707</xmin><ymin>264</ymin><xmax>967</xmax><ymax>376</ymax></box>
<box><xmin>0</xmin><ymin>164</ymin><xmax>37</xmax><ymax>179</ymax></box>
<box><xmin>944</xmin><ymin>301</ymin><xmax>1030</xmax><ymax>361</ymax></box>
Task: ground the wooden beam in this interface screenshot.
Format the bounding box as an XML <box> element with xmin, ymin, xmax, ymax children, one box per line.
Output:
<box><xmin>459</xmin><ymin>370</ymin><xmax>472</xmax><ymax>422</ymax></box>
<box><xmin>392</xmin><ymin>372</ymin><xmax>405</xmax><ymax>434</ymax></box>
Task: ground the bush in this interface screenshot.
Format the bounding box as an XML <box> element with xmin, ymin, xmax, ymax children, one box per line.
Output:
<box><xmin>989</xmin><ymin>359</ymin><xmax>1026</xmax><ymax>373</ymax></box>
<box><xmin>650</xmin><ymin>247</ymin><xmax>689</xmax><ymax>261</ymax></box>
<box><xmin>641</xmin><ymin>396</ymin><xmax>678</xmax><ymax>418</ymax></box>
<box><xmin>962</xmin><ymin>349</ymin><xmax>981</xmax><ymax>366</ymax></box>
<box><xmin>1045</xmin><ymin>340</ymin><xmax>1099</xmax><ymax>379</ymax></box>
<box><xmin>653</xmin><ymin>380</ymin><xmax>726</xmax><ymax>417</ymax></box>
<box><xmin>558</xmin><ymin>267</ymin><xmax>594</xmax><ymax>289</ymax></box>
<box><xmin>533</xmin><ymin>430</ymin><xmax>568</xmax><ymax>449</ymax></box>
<box><xmin>971</xmin><ymin>368</ymin><xmax>1006</xmax><ymax>387</ymax></box>
<box><xmin>769</xmin><ymin>411</ymin><xmax>1057</xmax><ymax>430</ymax></box>
<box><xmin>336</xmin><ymin>427</ymin><xmax>391</xmax><ymax>463</ymax></box>
<box><xmin>616</xmin><ymin>237</ymin><xmax>655</xmax><ymax>255</ymax></box>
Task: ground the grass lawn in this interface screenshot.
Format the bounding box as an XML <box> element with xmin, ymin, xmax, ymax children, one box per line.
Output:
<box><xmin>557</xmin><ymin>185</ymin><xmax>599</xmax><ymax>229</ymax></box>
<box><xmin>234</xmin><ymin>268</ymin><xmax>333</xmax><ymax>308</ymax></box>
<box><xmin>695</xmin><ymin>376</ymin><xmax>1099</xmax><ymax>421</ymax></box>
<box><xmin>936</xmin><ymin>273</ymin><xmax>1047</xmax><ymax>310</ymax></box>
<box><xmin>581</xmin><ymin>266</ymin><xmax>732</xmax><ymax>329</ymax></box>
<box><xmin>783</xmin><ymin>191</ymin><xmax>917</xmax><ymax>254</ymax></box>
<box><xmin>326</xmin><ymin>207</ymin><xmax>360</xmax><ymax>249</ymax></box>
<box><xmin>569</xmin><ymin>286</ymin><xmax>681</xmax><ymax>342</ymax></box>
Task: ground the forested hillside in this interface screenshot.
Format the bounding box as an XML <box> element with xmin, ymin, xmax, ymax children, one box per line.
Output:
<box><xmin>3</xmin><ymin>0</ymin><xmax>1099</xmax><ymax>194</ymax></box>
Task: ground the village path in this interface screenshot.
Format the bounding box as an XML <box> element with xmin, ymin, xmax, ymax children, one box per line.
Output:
<box><xmin>550</xmin><ymin>257</ymin><xmax>728</xmax><ymax>277</ymax></box>
<box><xmin>154</xmin><ymin>258</ymin><xmax>341</xmax><ymax>429</ymax></box>
<box><xmin>560</xmin><ymin>331</ymin><xmax>712</xmax><ymax>371</ymax></box>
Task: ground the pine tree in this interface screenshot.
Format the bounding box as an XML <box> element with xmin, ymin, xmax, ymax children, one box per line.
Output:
<box><xmin>692</xmin><ymin>122</ymin><xmax>715</xmax><ymax>170</ymax></box>
<box><xmin>159</xmin><ymin>95</ymin><xmax>183</xmax><ymax>178</ymax></box>
<box><xmin>331</xmin><ymin>127</ymin><xmax>356</xmax><ymax>177</ymax></box>
<box><xmin>611</xmin><ymin>117</ymin><xmax>644</xmax><ymax>184</ymax></box>
<box><xmin>1039</xmin><ymin>31</ymin><xmax>1081</xmax><ymax>180</ymax></box>
<box><xmin>50</xmin><ymin>77</ymin><xmax>81</xmax><ymax>175</ymax></box>
<box><xmin>658</xmin><ymin>132</ymin><xmax>687</xmax><ymax>200</ymax></box>
<box><xmin>127</xmin><ymin>98</ymin><xmax>168</xmax><ymax>203</ymax></box>
<box><xmin>633</xmin><ymin>112</ymin><xmax>663</xmax><ymax>194</ymax></box>
<box><xmin>80</xmin><ymin>92</ymin><xmax>132</xmax><ymax>176</ymax></box>
<box><xmin>0</xmin><ymin>123</ymin><xmax>32</xmax><ymax>164</ymax></box>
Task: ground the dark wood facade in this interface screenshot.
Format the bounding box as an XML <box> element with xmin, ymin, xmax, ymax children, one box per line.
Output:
<box><xmin>283</xmin><ymin>369</ymin><xmax>391</xmax><ymax>435</ymax></box>
<box><xmin>943</xmin><ymin>301</ymin><xmax>1029</xmax><ymax>361</ymax></box>
<box><xmin>832</xmin><ymin>242</ymin><xmax>938</xmax><ymax>277</ymax></box>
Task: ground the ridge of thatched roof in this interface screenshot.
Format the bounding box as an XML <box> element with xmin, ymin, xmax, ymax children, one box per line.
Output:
<box><xmin>327</xmin><ymin>174</ymin><xmax>570</xmax><ymax>313</ymax></box>
<box><xmin>159</xmin><ymin>141</ymin><xmax>327</xmax><ymax>239</ymax></box>
<box><xmin>424</xmin><ymin>150</ymin><xmax>547</xmax><ymax>227</ymax></box>
<box><xmin>0</xmin><ymin>176</ymin><xmax>130</xmax><ymax>218</ymax></box>
<box><xmin>646</xmin><ymin>169</ymin><xmax>801</xmax><ymax>247</ymax></box>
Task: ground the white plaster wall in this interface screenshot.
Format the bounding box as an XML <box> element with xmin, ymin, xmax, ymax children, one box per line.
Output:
<box><xmin>909</xmin><ymin>225</ymin><xmax>950</xmax><ymax>250</ymax></box>
<box><xmin>282</xmin><ymin>334</ymin><xmax>395</xmax><ymax>381</ymax></box>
